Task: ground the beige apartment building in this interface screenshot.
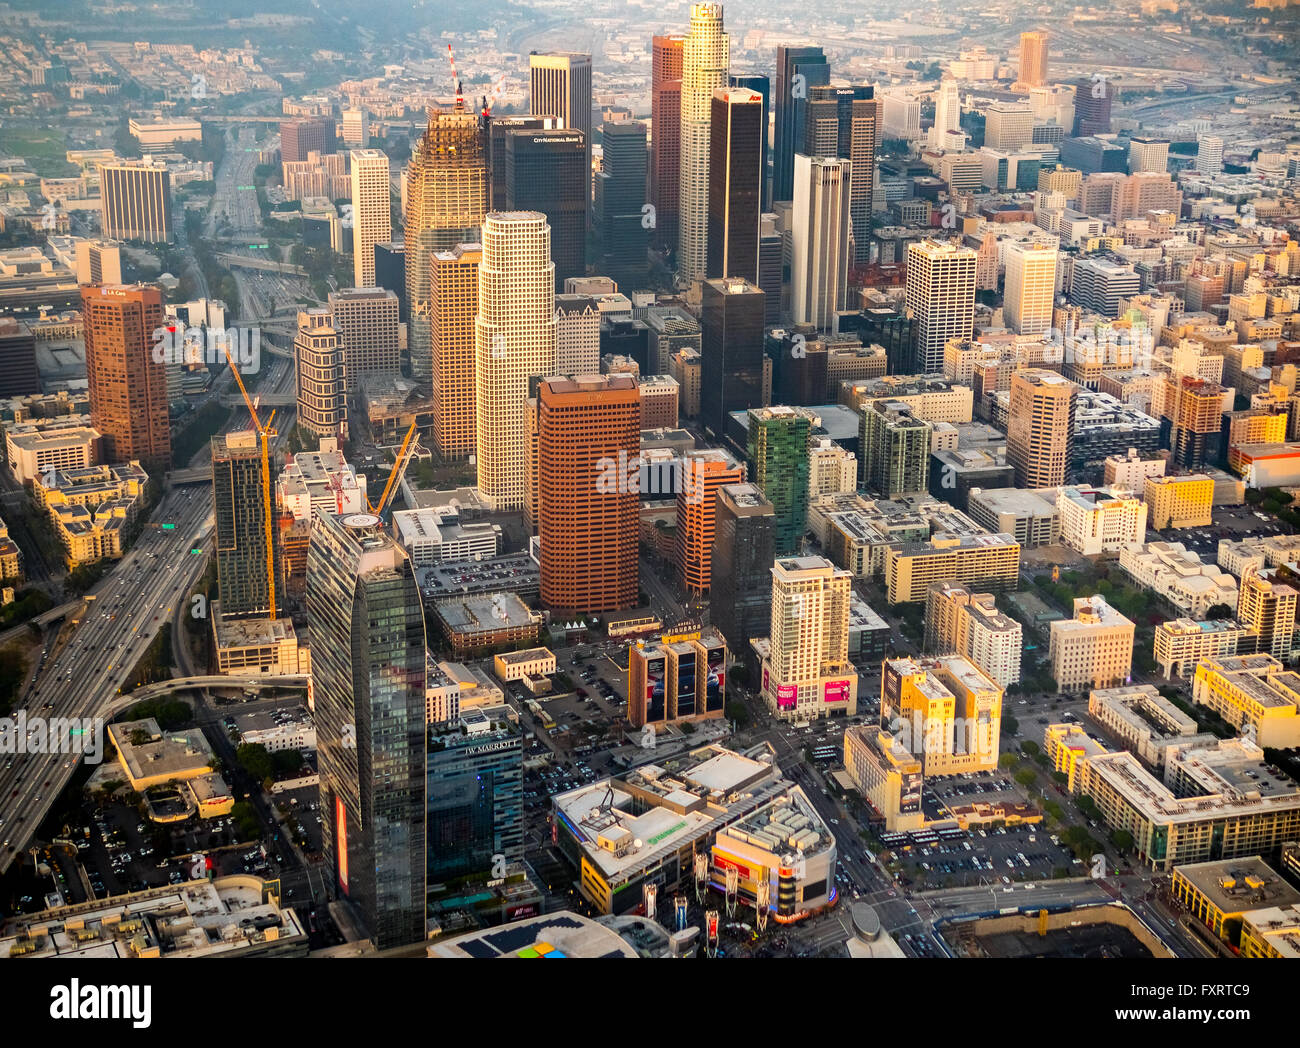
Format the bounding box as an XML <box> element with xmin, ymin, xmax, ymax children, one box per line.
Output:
<box><xmin>1049</xmin><ymin>595</ymin><xmax>1135</xmax><ymax>694</ymax></box>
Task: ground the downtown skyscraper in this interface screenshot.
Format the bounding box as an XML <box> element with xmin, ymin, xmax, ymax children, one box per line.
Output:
<box><xmin>310</xmin><ymin>510</ymin><xmax>427</xmax><ymax>951</ymax></box>
<box><xmin>212</xmin><ymin>429</ymin><xmax>283</xmax><ymax>620</ymax></box>
<box><xmin>475</xmin><ymin>212</ymin><xmax>557</xmax><ymax>510</ymax></box>
<box><xmin>651</xmin><ymin>35</ymin><xmax>685</xmax><ymax>254</ymax></box>
<box><xmin>405</xmin><ymin>103</ymin><xmax>488</xmax><ymax>386</ymax></box>
<box><xmin>349</xmin><ymin>149</ymin><xmax>391</xmax><ymax>289</ymax></box>
<box><xmin>504</xmin><ymin>127</ymin><xmax>587</xmax><ymax>290</ymax></box>
<box><xmin>905</xmin><ymin>239</ymin><xmax>977</xmax><ymax>373</ymax></box>
<box><xmin>82</xmin><ymin>283</ymin><xmax>170</xmax><ymax>474</ymax></box>
<box><xmin>529</xmin><ymin>52</ymin><xmax>592</xmax><ymax>228</ymax></box>
<box><xmin>677</xmin><ymin>3</ymin><xmax>729</xmax><ymax>285</ymax></box>
<box><xmin>803</xmin><ymin>83</ymin><xmax>879</xmax><ymax>262</ymax></box>
<box><xmin>791</xmin><ymin>154</ymin><xmax>851</xmax><ymax>331</ymax></box>
<box><xmin>706</xmin><ymin>86</ymin><xmax>763</xmax><ymax>284</ymax></box>
<box><xmin>773</xmin><ymin>45</ymin><xmax>829</xmax><ymax>204</ymax></box>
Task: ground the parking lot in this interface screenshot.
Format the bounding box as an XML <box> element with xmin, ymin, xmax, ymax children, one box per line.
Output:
<box><xmin>885</xmin><ymin>819</ymin><xmax>1082</xmax><ymax>891</ymax></box>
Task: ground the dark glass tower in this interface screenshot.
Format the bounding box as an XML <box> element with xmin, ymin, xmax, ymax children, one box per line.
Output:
<box><xmin>505</xmin><ymin>127</ymin><xmax>588</xmax><ymax>290</ymax></box>
<box><xmin>710</xmin><ymin>482</ymin><xmax>777</xmax><ymax>649</ymax></box>
<box><xmin>211</xmin><ymin>430</ymin><xmax>283</xmax><ymax>620</ymax></box>
<box><xmin>700</xmin><ymin>277</ymin><xmax>766</xmax><ymax>440</ymax></box>
<box><xmin>596</xmin><ymin>120</ymin><xmax>649</xmax><ymax>289</ymax></box>
<box><xmin>707</xmin><ymin>88</ymin><xmax>763</xmax><ymax>285</ymax></box>
<box><xmin>729</xmin><ymin>73</ymin><xmax>771</xmax><ymax>209</ymax></box>
<box><xmin>310</xmin><ymin>511</ymin><xmax>427</xmax><ymax>950</ymax></box>
<box><xmin>773</xmin><ymin>45</ymin><xmax>829</xmax><ymax>203</ymax></box>
<box><xmin>804</xmin><ymin>84</ymin><xmax>879</xmax><ymax>263</ymax></box>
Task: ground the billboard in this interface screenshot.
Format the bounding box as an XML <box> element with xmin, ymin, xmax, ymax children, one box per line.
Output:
<box><xmin>823</xmin><ymin>679</ymin><xmax>851</xmax><ymax>704</ymax></box>
<box><xmin>646</xmin><ymin>654</ymin><xmax>666</xmax><ymax>723</ymax></box>
<box><xmin>335</xmin><ymin>795</ymin><xmax>349</xmax><ymax>896</ymax></box>
<box><xmin>705</xmin><ymin>645</ymin><xmax>725</xmax><ymax>713</ymax></box>
<box><xmin>777</xmin><ymin>683</ymin><xmax>798</xmax><ymax>710</ymax></box>
<box><xmin>675</xmin><ymin>650</ymin><xmax>697</xmax><ymax>718</ymax></box>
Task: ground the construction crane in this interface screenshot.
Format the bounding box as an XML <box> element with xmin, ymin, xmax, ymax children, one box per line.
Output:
<box><xmin>365</xmin><ymin>420</ymin><xmax>420</xmax><ymax>519</ymax></box>
<box><xmin>481</xmin><ymin>74</ymin><xmax>508</xmax><ymax>117</ymax></box>
<box><xmin>446</xmin><ymin>43</ymin><xmax>464</xmax><ymax>108</ymax></box>
<box><xmin>224</xmin><ymin>347</ymin><xmax>278</xmax><ymax>621</ymax></box>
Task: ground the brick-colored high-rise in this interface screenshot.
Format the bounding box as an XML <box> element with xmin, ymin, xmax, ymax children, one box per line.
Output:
<box><xmin>83</xmin><ymin>284</ymin><xmax>170</xmax><ymax>473</ymax></box>
<box><xmin>1017</xmin><ymin>31</ymin><xmax>1049</xmax><ymax>89</ymax></box>
<box><xmin>536</xmin><ymin>374</ymin><xmax>640</xmax><ymax>612</ymax></box>
<box><xmin>651</xmin><ymin>35</ymin><xmax>684</xmax><ymax>253</ymax></box>
<box><xmin>1006</xmin><ymin>369</ymin><xmax>1077</xmax><ymax>489</ymax></box>
<box><xmin>430</xmin><ymin>243</ymin><xmax>482</xmax><ymax>460</ymax></box>
<box><xmin>675</xmin><ymin>447</ymin><xmax>744</xmax><ymax>595</ymax></box>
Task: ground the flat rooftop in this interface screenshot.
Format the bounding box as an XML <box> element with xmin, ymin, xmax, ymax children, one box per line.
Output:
<box><xmin>1174</xmin><ymin>857</ymin><xmax>1300</xmax><ymax>913</ymax></box>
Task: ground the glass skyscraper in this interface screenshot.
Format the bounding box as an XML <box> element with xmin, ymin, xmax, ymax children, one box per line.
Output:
<box><xmin>309</xmin><ymin>511</ymin><xmax>428</xmax><ymax>950</ymax></box>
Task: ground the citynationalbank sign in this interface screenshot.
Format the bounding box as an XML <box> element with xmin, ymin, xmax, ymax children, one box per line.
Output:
<box><xmin>534</xmin><ymin>136</ymin><xmax>583</xmax><ymax>145</ymax></box>
<box><xmin>647</xmin><ymin>820</ymin><xmax>688</xmax><ymax>846</ymax></box>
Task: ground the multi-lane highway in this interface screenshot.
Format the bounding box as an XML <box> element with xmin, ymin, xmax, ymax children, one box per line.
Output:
<box><xmin>0</xmin><ymin>487</ymin><xmax>214</xmax><ymax>872</ymax></box>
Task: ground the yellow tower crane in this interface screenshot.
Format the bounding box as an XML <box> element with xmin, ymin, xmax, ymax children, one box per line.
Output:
<box><xmin>223</xmin><ymin>348</ymin><xmax>278</xmax><ymax>621</ymax></box>
<box><xmin>366</xmin><ymin>420</ymin><xmax>420</xmax><ymax>518</ymax></box>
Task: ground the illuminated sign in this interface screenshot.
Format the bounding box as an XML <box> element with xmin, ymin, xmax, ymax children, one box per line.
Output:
<box><xmin>777</xmin><ymin>683</ymin><xmax>798</xmax><ymax>709</ymax></box>
<box><xmin>335</xmin><ymin>796</ymin><xmax>349</xmax><ymax>895</ymax></box>
<box><xmin>823</xmin><ymin>679</ymin><xmax>851</xmax><ymax>703</ymax></box>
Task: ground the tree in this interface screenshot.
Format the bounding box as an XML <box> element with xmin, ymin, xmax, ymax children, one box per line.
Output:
<box><xmin>1110</xmin><ymin>828</ymin><xmax>1134</xmax><ymax>852</ymax></box>
<box><xmin>1205</xmin><ymin>603</ymin><xmax>1233</xmax><ymax>620</ymax></box>
<box><xmin>236</xmin><ymin>743</ymin><xmax>273</xmax><ymax>783</ymax></box>
<box><xmin>999</xmin><ymin>753</ymin><xmax>1019</xmax><ymax>769</ymax></box>
<box><xmin>1014</xmin><ymin>768</ymin><xmax>1037</xmax><ymax>786</ymax></box>
<box><xmin>1021</xmin><ymin>740</ymin><xmax>1040</xmax><ymax>757</ymax></box>
<box><xmin>1001</xmin><ymin>715</ymin><xmax>1019</xmax><ymax>735</ymax></box>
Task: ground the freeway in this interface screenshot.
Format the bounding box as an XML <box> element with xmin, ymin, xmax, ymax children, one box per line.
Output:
<box><xmin>0</xmin><ymin>488</ymin><xmax>214</xmax><ymax>872</ymax></box>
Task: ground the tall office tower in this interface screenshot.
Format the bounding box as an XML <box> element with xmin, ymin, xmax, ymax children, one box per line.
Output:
<box><xmin>747</xmin><ymin>405</ymin><xmax>811</xmax><ymax>555</ymax></box>
<box><xmin>1072</xmin><ymin>77</ymin><xmax>1112</xmax><ymax>137</ymax></box>
<box><xmin>82</xmin><ymin>284</ymin><xmax>170</xmax><ymax>472</ymax></box>
<box><xmin>984</xmin><ymin>103</ymin><xmax>1034</xmax><ymax>151</ymax></box>
<box><xmin>1006</xmin><ymin>369</ymin><xmax>1078</xmax><ymax>488</ymax></box>
<box><xmin>791</xmin><ymin>154</ymin><xmax>852</xmax><ymax>331</ymax></box>
<box><xmin>1196</xmin><ymin>134</ymin><xmax>1225</xmax><ymax>175</ymax></box>
<box><xmin>1069</xmin><ymin>256</ymin><xmax>1141</xmax><ymax>318</ymax></box>
<box><xmin>536</xmin><ymin>375</ymin><xmax>640</xmax><ymax>612</ymax></box>
<box><xmin>1162</xmin><ymin>376</ymin><xmax>1227</xmax><ymax>470</ymax></box>
<box><xmin>597</xmin><ymin>121</ymin><xmax>649</xmax><ymax>288</ymax></box>
<box><xmin>700</xmin><ymin>276</ymin><xmax>764</xmax><ymax>438</ymax></box>
<box><xmin>505</xmin><ymin>128</ymin><xmax>587</xmax><ymax>290</ymax></box>
<box><xmin>212</xmin><ymin>430</ymin><xmax>282</xmax><ymax>620</ymax></box>
<box><xmin>1017</xmin><ymin>31</ymin><xmax>1049</xmax><ymax>89</ymax></box>
<box><xmin>1003</xmin><ymin>239</ymin><xmax>1058</xmax><ymax>335</ymax></box>
<box><xmin>429</xmin><ymin>243</ymin><xmax>481</xmax><ymax>460</ymax></box>
<box><xmin>373</xmin><ymin>242</ymin><xmax>407</xmax><ymax>322</ymax></box>
<box><xmin>405</xmin><ymin>105</ymin><xmax>488</xmax><ymax>385</ymax></box>
<box><xmin>328</xmin><ymin>287</ymin><xmax>400</xmax><ymax>379</ymax></box>
<box><xmin>1237</xmin><ymin>566</ymin><xmax>1298</xmax><ymax>660</ymax></box>
<box><xmin>0</xmin><ymin>317</ymin><xmax>38</xmax><ymax>397</ymax></box>
<box><xmin>905</xmin><ymin>239</ymin><xmax>976</xmax><ymax>373</ymax></box>
<box><xmin>882</xmin><ymin>91</ymin><xmax>922</xmax><ymax>140</ymax></box>
<box><xmin>309</xmin><ymin>510</ymin><xmax>427</xmax><ymax>951</ymax></box>
<box><xmin>803</xmin><ymin>83</ymin><xmax>879</xmax><ymax>262</ymax></box>
<box><xmin>758</xmin><ymin>214</ymin><xmax>782</xmax><ymax>325</ymax></box>
<box><xmin>773</xmin><ymin>45</ymin><xmax>829</xmax><ymax>203</ymax></box>
<box><xmin>760</xmin><ymin>555</ymin><xmax>856</xmax><ymax>722</ymax></box>
<box><xmin>98</xmin><ymin>159</ymin><xmax>173</xmax><ymax>243</ymax></box>
<box><xmin>729</xmin><ymin>73</ymin><xmax>771</xmax><ymax>209</ymax></box>
<box><xmin>711</xmin><ymin>482</ymin><xmax>776</xmax><ymax>647</ymax></box>
<box><xmin>475</xmin><ymin>212</ymin><xmax>556</xmax><ymax>510</ymax></box>
<box><xmin>341</xmin><ymin>108</ymin><xmax>369</xmax><ymax>148</ymax></box>
<box><xmin>487</xmin><ymin>115</ymin><xmax>548</xmax><ymax>211</ymax></box>
<box><xmin>651</xmin><ymin>35</ymin><xmax>685</xmax><ymax>253</ymax></box>
<box><xmin>1129</xmin><ymin>137</ymin><xmax>1170</xmax><ymax>174</ymax></box>
<box><xmin>676</xmin><ymin>448</ymin><xmax>745</xmax><ymax>595</ymax></box>
<box><xmin>706</xmin><ymin>88</ymin><xmax>763</xmax><ymax>283</ymax></box>
<box><xmin>677</xmin><ymin>4</ymin><xmax>730</xmax><ymax>285</ymax></box>
<box><xmin>294</xmin><ymin>308</ymin><xmax>347</xmax><ymax>442</ymax></box>
<box><xmin>529</xmin><ymin>52</ymin><xmax>593</xmax><ymax>227</ymax></box>
<box><xmin>928</xmin><ymin>78</ymin><xmax>962</xmax><ymax>152</ymax></box>
<box><xmin>75</xmin><ymin>239</ymin><xmax>123</xmax><ymax>286</ymax></box>
<box><xmin>350</xmin><ymin>149</ymin><xmax>391</xmax><ymax>290</ymax></box>
<box><xmin>281</xmin><ymin>118</ymin><xmax>325</xmax><ymax>164</ymax></box>
<box><xmin>554</xmin><ymin>294</ymin><xmax>601</xmax><ymax>374</ymax></box>
<box><xmin>862</xmin><ymin>399</ymin><xmax>931</xmax><ymax>497</ymax></box>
